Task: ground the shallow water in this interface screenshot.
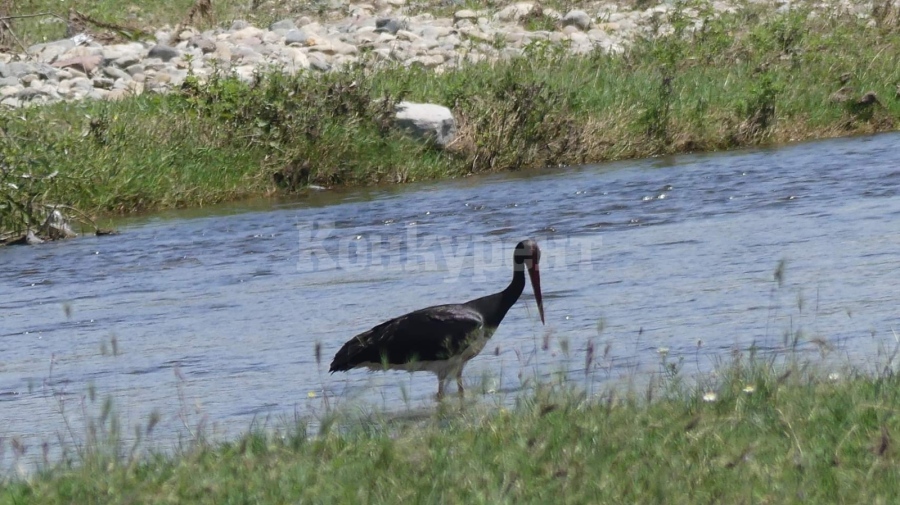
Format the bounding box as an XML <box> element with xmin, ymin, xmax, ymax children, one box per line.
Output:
<box><xmin>1</xmin><ymin>133</ymin><xmax>899</xmax><ymax>468</ymax></box>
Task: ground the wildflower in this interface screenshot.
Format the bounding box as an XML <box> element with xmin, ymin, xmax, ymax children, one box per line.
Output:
<box><xmin>702</xmin><ymin>392</ymin><xmax>717</xmax><ymax>402</ymax></box>
<box><xmin>828</xmin><ymin>373</ymin><xmax>840</xmax><ymax>382</ymax></box>
<box><xmin>657</xmin><ymin>347</ymin><xmax>670</xmax><ymax>356</ymax></box>
<box><xmin>743</xmin><ymin>385</ymin><xmax>755</xmax><ymax>394</ymax></box>
<box><xmin>307</xmin><ymin>391</ymin><xmax>317</xmax><ymax>398</ymax></box>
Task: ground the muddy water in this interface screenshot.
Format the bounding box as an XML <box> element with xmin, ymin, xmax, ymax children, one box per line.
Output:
<box><xmin>1</xmin><ymin>133</ymin><xmax>898</xmax><ymax>467</ymax></box>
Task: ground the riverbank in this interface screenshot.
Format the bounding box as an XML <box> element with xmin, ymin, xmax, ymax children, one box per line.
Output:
<box><xmin>3</xmin><ymin>0</ymin><xmax>900</xmax><ymax>242</ymax></box>
<box><xmin>4</xmin><ymin>354</ymin><xmax>900</xmax><ymax>503</ymax></box>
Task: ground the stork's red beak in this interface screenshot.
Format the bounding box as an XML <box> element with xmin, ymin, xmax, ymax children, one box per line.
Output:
<box><xmin>527</xmin><ymin>263</ymin><xmax>545</xmax><ymax>324</ymax></box>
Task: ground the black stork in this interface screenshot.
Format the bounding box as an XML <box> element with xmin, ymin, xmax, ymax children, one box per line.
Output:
<box><xmin>329</xmin><ymin>239</ymin><xmax>545</xmax><ymax>399</ymax></box>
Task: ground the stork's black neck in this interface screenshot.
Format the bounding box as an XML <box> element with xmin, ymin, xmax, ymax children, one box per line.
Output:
<box><xmin>465</xmin><ymin>266</ymin><xmax>526</xmax><ymax>329</ymax></box>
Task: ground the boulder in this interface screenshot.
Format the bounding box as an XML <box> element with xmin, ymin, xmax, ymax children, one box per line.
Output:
<box><xmin>563</xmin><ymin>10</ymin><xmax>592</xmax><ymax>31</ymax></box>
<box><xmin>147</xmin><ymin>45</ymin><xmax>179</xmax><ymax>62</ymax></box>
<box><xmin>394</xmin><ymin>101</ymin><xmax>457</xmax><ymax>147</ymax></box>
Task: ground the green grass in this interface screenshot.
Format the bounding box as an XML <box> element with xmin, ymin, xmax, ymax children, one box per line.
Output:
<box><xmin>3</xmin><ymin>2</ymin><xmax>900</xmax><ymax>240</ymax></box>
<box><xmin>5</xmin><ymin>353</ymin><xmax>900</xmax><ymax>503</ymax></box>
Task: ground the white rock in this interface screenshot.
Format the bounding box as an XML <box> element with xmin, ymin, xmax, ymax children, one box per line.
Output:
<box><xmin>231</xmin><ymin>27</ymin><xmax>266</xmax><ymax>40</ymax></box>
<box><xmin>0</xmin><ymin>85</ymin><xmax>20</xmax><ymax>97</ymax></box>
<box><xmin>421</xmin><ymin>26</ymin><xmax>454</xmax><ymax>39</ymax></box>
<box><xmin>394</xmin><ymin>101</ymin><xmax>457</xmax><ymax>147</ymax></box>
<box><xmin>495</xmin><ymin>3</ymin><xmax>535</xmax><ymax>22</ymax></box>
<box><xmin>407</xmin><ymin>54</ymin><xmax>445</xmax><ymax>67</ymax></box>
<box><xmin>396</xmin><ymin>29</ymin><xmax>421</xmax><ymax>41</ymax></box>
<box><xmin>282</xmin><ymin>48</ymin><xmax>311</xmax><ymax>70</ymax></box>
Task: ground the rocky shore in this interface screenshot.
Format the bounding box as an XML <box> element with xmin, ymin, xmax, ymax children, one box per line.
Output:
<box><xmin>0</xmin><ymin>0</ymin><xmax>873</xmax><ymax>109</ymax></box>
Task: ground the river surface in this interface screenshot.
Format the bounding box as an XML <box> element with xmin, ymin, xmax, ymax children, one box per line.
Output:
<box><xmin>2</xmin><ymin>133</ymin><xmax>899</xmax><ymax>468</ymax></box>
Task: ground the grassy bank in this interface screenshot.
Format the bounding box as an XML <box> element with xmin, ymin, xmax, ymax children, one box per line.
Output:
<box><xmin>3</xmin><ymin>2</ymin><xmax>900</xmax><ymax>239</ymax></box>
<box><xmin>4</xmin><ymin>354</ymin><xmax>900</xmax><ymax>503</ymax></box>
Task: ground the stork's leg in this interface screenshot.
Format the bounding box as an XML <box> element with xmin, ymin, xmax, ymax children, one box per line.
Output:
<box><xmin>456</xmin><ymin>368</ymin><xmax>465</xmax><ymax>397</ymax></box>
<box><xmin>436</xmin><ymin>372</ymin><xmax>447</xmax><ymax>401</ymax></box>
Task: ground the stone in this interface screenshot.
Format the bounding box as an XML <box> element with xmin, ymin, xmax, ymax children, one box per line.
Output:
<box><xmin>189</xmin><ymin>36</ymin><xmax>217</xmax><ymax>54</ymax></box>
<box><xmin>454</xmin><ymin>9</ymin><xmax>478</xmax><ymax>21</ymax></box>
<box><xmin>165</xmin><ymin>69</ymin><xmax>189</xmax><ymax>86</ymax></box>
<box><xmin>375</xmin><ymin>17</ymin><xmax>407</xmax><ymax>34</ymax></box>
<box><xmin>112</xmin><ymin>54</ymin><xmax>142</xmax><ymax>68</ymax></box>
<box><xmin>270</xmin><ymin>19</ymin><xmax>297</xmax><ymax>31</ymax></box>
<box><xmin>70</xmin><ymin>77</ymin><xmax>94</xmax><ymax>90</ymax></box>
<box><xmin>308</xmin><ymin>53</ymin><xmax>332</xmax><ymax>71</ymax></box>
<box><xmin>0</xmin><ymin>85</ymin><xmax>20</xmax><ymax>97</ymax></box>
<box><xmin>300</xmin><ymin>22</ymin><xmax>325</xmax><ymax>34</ymax></box>
<box><xmin>407</xmin><ymin>54</ymin><xmax>445</xmax><ymax>67</ymax></box>
<box><xmin>26</xmin><ymin>39</ymin><xmax>76</xmax><ymax>62</ymax></box>
<box><xmin>125</xmin><ymin>64</ymin><xmax>145</xmax><ymax>76</ymax></box>
<box><xmin>422</xmin><ymin>26</ymin><xmax>454</xmax><ymax>39</ymax></box>
<box><xmin>282</xmin><ymin>48</ymin><xmax>311</xmax><ymax>70</ymax></box>
<box><xmin>100</xmin><ymin>42</ymin><xmax>141</xmax><ymax>59</ymax></box>
<box><xmin>147</xmin><ymin>45</ymin><xmax>179</xmax><ymax>62</ymax></box>
<box><xmin>495</xmin><ymin>3</ymin><xmax>534</xmax><ymax>22</ymax></box>
<box><xmin>232</xmin><ymin>27</ymin><xmax>266</xmax><ymax>40</ymax></box>
<box><xmin>5</xmin><ymin>62</ymin><xmax>32</xmax><ymax>78</ymax></box>
<box><xmin>51</xmin><ymin>55</ymin><xmax>102</xmax><ymax>74</ymax></box>
<box><xmin>92</xmin><ymin>77</ymin><xmax>115</xmax><ymax>89</ymax></box>
<box><xmin>88</xmin><ymin>89</ymin><xmax>110</xmax><ymax>100</ymax></box>
<box><xmin>16</xmin><ymin>88</ymin><xmax>48</xmax><ymax>101</ymax></box>
<box><xmin>106</xmin><ymin>88</ymin><xmax>129</xmax><ymax>101</ymax></box>
<box><xmin>232</xmin><ymin>46</ymin><xmax>263</xmax><ymax>64</ymax></box>
<box><xmin>178</xmin><ymin>29</ymin><xmax>198</xmax><ymax>42</ymax></box>
<box><xmin>394</xmin><ymin>101</ymin><xmax>457</xmax><ymax>147</ymax></box>
<box><xmin>284</xmin><ymin>29</ymin><xmax>310</xmax><ymax>46</ymax></box>
<box><xmin>25</xmin><ymin>230</ymin><xmax>45</xmax><ymax>245</ymax></box>
<box><xmin>35</xmin><ymin>64</ymin><xmax>59</xmax><ymax>81</ymax></box>
<box><xmin>234</xmin><ymin>65</ymin><xmax>257</xmax><ymax>83</ymax></box>
<box><xmin>213</xmin><ymin>42</ymin><xmax>233</xmax><ymax>62</ymax></box>
<box><xmin>103</xmin><ymin>66</ymin><xmax>131</xmax><ymax>80</ymax></box>
<box><xmin>397</xmin><ymin>30</ymin><xmax>422</xmax><ymax>42</ymax></box>
<box><xmin>563</xmin><ymin>10</ymin><xmax>592</xmax><ymax>30</ymax></box>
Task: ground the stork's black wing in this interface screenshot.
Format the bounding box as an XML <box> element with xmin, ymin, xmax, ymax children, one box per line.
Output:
<box><xmin>329</xmin><ymin>304</ymin><xmax>484</xmax><ymax>372</ymax></box>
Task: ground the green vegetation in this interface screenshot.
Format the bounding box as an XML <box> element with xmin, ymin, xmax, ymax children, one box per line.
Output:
<box><xmin>4</xmin><ymin>0</ymin><xmax>290</xmax><ymax>46</ymax></box>
<box><xmin>5</xmin><ymin>353</ymin><xmax>900</xmax><ymax>503</ymax></box>
<box><xmin>3</xmin><ymin>1</ymin><xmax>900</xmax><ymax>241</ymax></box>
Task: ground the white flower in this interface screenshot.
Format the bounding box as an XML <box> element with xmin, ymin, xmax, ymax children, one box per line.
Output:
<box><xmin>742</xmin><ymin>385</ymin><xmax>755</xmax><ymax>394</ymax></box>
<box><xmin>657</xmin><ymin>347</ymin><xmax>670</xmax><ymax>356</ymax></box>
<box><xmin>828</xmin><ymin>373</ymin><xmax>840</xmax><ymax>382</ymax></box>
<box><xmin>702</xmin><ymin>392</ymin><xmax>717</xmax><ymax>402</ymax></box>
